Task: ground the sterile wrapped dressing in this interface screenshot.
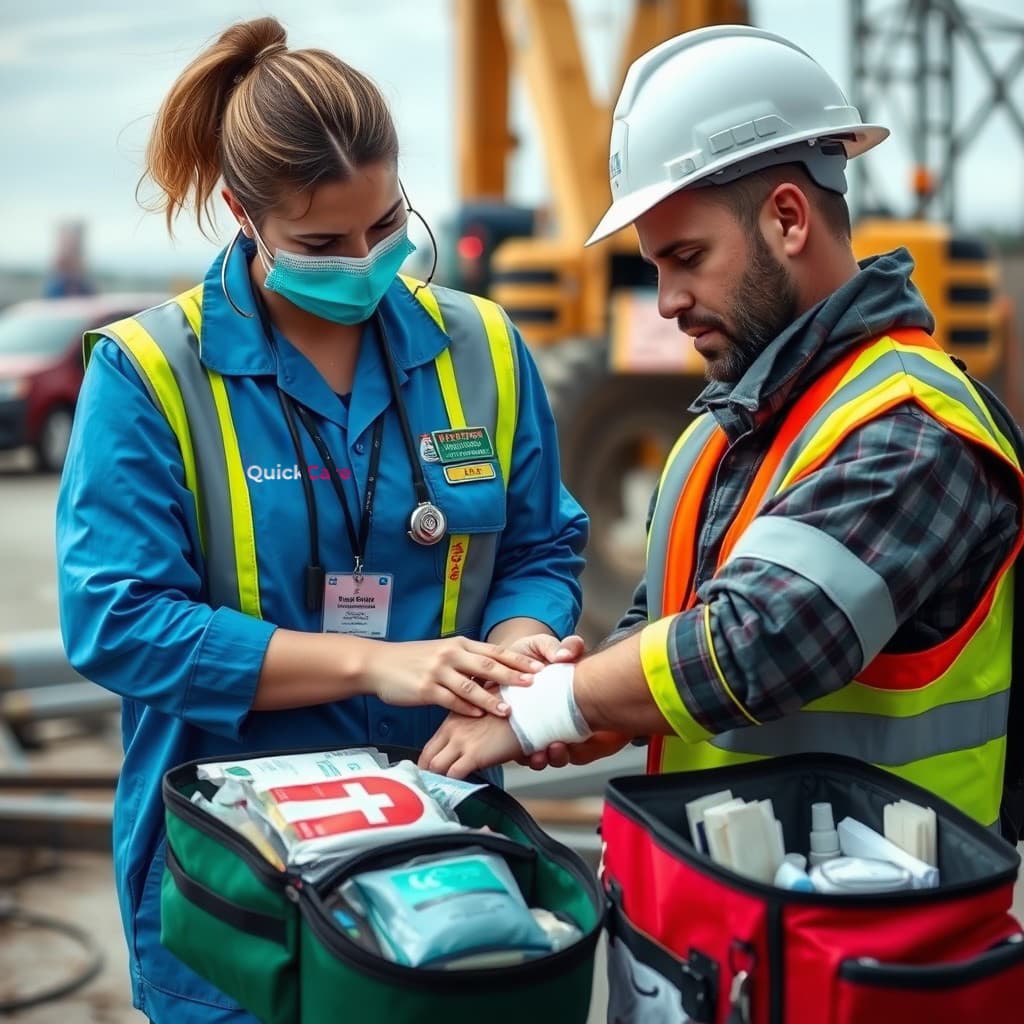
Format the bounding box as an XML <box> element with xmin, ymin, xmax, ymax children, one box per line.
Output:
<box><xmin>245</xmin><ymin>760</ymin><xmax>464</xmax><ymax>864</ymax></box>
<box><xmin>342</xmin><ymin>848</ymin><xmax>552</xmax><ymax>967</ymax></box>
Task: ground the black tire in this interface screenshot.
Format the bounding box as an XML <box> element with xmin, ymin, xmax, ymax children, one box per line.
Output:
<box><xmin>34</xmin><ymin>405</ymin><xmax>74</xmax><ymax>474</ymax></box>
<box><xmin>536</xmin><ymin>339</ymin><xmax>703</xmax><ymax>643</ymax></box>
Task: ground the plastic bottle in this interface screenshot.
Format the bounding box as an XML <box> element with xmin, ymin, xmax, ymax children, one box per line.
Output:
<box><xmin>808</xmin><ymin>802</ymin><xmax>840</xmax><ymax>867</ymax></box>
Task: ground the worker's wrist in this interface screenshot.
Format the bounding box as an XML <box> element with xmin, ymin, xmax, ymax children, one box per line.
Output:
<box><xmin>499</xmin><ymin>663</ymin><xmax>593</xmax><ymax>755</ymax></box>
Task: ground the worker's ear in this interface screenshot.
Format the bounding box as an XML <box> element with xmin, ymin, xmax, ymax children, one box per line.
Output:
<box><xmin>761</xmin><ymin>183</ymin><xmax>811</xmax><ymax>258</ymax></box>
<box><xmin>221</xmin><ymin>188</ymin><xmax>251</xmax><ymax>237</ymax></box>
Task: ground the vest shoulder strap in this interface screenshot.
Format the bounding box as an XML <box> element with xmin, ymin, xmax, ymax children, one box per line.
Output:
<box><xmin>400</xmin><ymin>276</ymin><xmax>521</xmax><ymax>635</ymax></box>
<box><xmin>84</xmin><ymin>287</ymin><xmax>262</xmax><ymax>617</ymax></box>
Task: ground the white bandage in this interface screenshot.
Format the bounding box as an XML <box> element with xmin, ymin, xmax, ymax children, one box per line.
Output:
<box><xmin>499</xmin><ymin>663</ymin><xmax>593</xmax><ymax>755</ymax></box>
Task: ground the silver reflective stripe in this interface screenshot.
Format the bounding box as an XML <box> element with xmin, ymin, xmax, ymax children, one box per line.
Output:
<box><xmin>645</xmin><ymin>415</ymin><xmax>719</xmax><ymax>620</ymax></box>
<box><xmin>766</xmin><ymin>347</ymin><xmax>997</xmax><ymax>497</ymax></box>
<box><xmin>725</xmin><ymin>515</ymin><xmax>897</xmax><ymax>667</ymax></box>
<box><xmin>107</xmin><ymin>302</ymin><xmax>239</xmax><ymax>611</ymax></box>
<box><xmin>710</xmin><ymin>687</ymin><xmax>1011</xmax><ymax>765</ymax></box>
<box><xmin>433</xmin><ymin>287</ymin><xmax>517</xmax><ymax>634</ymax></box>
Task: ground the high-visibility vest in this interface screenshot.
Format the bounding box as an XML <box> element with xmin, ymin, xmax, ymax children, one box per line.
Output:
<box><xmin>83</xmin><ymin>276</ymin><xmax>520</xmax><ymax>637</ymax></box>
<box><xmin>644</xmin><ymin>328</ymin><xmax>1024</xmax><ymax>826</ymax></box>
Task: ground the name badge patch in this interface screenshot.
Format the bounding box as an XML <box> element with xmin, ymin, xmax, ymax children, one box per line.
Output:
<box><xmin>430</xmin><ymin>426</ymin><xmax>495</xmax><ymax>464</ymax></box>
<box><xmin>443</xmin><ymin>462</ymin><xmax>496</xmax><ymax>484</ymax></box>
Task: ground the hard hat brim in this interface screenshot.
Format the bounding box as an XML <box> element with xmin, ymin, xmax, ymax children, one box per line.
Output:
<box><xmin>585</xmin><ymin>125</ymin><xmax>889</xmax><ymax>247</ymax></box>
<box><xmin>585</xmin><ymin>178</ymin><xmax>688</xmax><ymax>246</ymax></box>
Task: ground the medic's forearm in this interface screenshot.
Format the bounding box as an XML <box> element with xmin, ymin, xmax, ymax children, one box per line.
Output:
<box><xmin>252</xmin><ymin>629</ymin><xmax>373</xmax><ymax>710</ymax></box>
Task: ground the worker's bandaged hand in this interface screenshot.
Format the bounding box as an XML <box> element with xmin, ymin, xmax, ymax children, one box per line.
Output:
<box><xmin>499</xmin><ymin>663</ymin><xmax>593</xmax><ymax>755</ymax></box>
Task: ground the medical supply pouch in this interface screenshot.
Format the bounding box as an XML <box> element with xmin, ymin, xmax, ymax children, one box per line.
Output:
<box><xmin>601</xmin><ymin>753</ymin><xmax>1024</xmax><ymax>1024</ymax></box>
<box><xmin>339</xmin><ymin>846</ymin><xmax>551</xmax><ymax>967</ymax></box>
<box><xmin>160</xmin><ymin>746</ymin><xmax>604</xmax><ymax>1024</ymax></box>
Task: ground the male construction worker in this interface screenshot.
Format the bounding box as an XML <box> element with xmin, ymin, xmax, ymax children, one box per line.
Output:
<box><xmin>420</xmin><ymin>25</ymin><xmax>1024</xmax><ymax>835</ymax></box>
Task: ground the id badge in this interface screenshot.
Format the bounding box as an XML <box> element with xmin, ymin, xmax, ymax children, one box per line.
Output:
<box><xmin>322</xmin><ymin>572</ymin><xmax>394</xmax><ymax>638</ymax></box>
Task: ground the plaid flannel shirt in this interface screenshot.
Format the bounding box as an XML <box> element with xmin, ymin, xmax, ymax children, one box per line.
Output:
<box><xmin>613</xmin><ymin>249</ymin><xmax>1021</xmax><ymax>737</ymax></box>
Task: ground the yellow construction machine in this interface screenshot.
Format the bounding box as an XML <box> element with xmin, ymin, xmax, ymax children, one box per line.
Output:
<box><xmin>450</xmin><ymin>0</ymin><xmax>1015</xmax><ymax>640</ymax></box>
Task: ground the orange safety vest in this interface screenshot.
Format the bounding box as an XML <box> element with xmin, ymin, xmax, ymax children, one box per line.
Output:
<box><xmin>643</xmin><ymin>328</ymin><xmax>1024</xmax><ymax>826</ymax></box>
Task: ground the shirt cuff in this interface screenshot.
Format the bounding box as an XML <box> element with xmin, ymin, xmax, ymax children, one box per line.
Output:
<box><xmin>640</xmin><ymin>614</ymin><xmax>712</xmax><ymax>745</ymax></box>
<box><xmin>183</xmin><ymin>608</ymin><xmax>278</xmax><ymax>739</ymax></box>
<box><xmin>481</xmin><ymin>584</ymin><xmax>578</xmax><ymax>642</ymax></box>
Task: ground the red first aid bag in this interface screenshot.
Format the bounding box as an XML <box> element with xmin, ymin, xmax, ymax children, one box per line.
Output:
<box><xmin>601</xmin><ymin>753</ymin><xmax>1024</xmax><ymax>1024</ymax></box>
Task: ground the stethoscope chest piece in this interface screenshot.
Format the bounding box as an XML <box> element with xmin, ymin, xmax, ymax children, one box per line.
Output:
<box><xmin>408</xmin><ymin>502</ymin><xmax>447</xmax><ymax>546</ymax></box>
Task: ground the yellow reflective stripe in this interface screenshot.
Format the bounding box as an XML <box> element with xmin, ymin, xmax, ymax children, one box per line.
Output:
<box><xmin>647</xmin><ymin>416</ymin><xmax>707</xmax><ymax>564</ymax></box>
<box><xmin>208</xmin><ymin>373</ymin><xmax>262</xmax><ymax>618</ymax></box>
<box><xmin>175</xmin><ymin>284</ymin><xmax>204</xmax><ymax>335</ymax></box>
<box><xmin>660</xmin><ymin>416</ymin><xmax>707</xmax><ymax>490</ymax></box>
<box><xmin>778</xmin><ymin>372</ymin><xmax>1009</xmax><ymax>492</ymax></box>
<box><xmin>878</xmin><ymin>737</ymin><xmax>1005</xmax><ymax>827</ymax></box>
<box><xmin>704</xmin><ymin>604</ymin><xmax>761</xmax><ymax>726</ymax></box>
<box><xmin>421</xmin><ymin>292</ymin><xmax>469</xmax><ymax>636</ymax></box>
<box><xmin>399</xmin><ymin>275</ymin><xmax>445</xmax><ymax>330</ymax></box>
<box><xmin>811</xmin><ymin>572</ymin><xmax>1013</xmax><ymax>717</ymax></box>
<box><xmin>660</xmin><ymin>737</ymin><xmax>766</xmax><ymax>773</ymax></box>
<box><xmin>434</xmin><ymin>349</ymin><xmax>466</xmax><ymax>430</ymax></box>
<box><xmin>172</xmin><ymin>286</ymin><xmax>262</xmax><ymax>618</ymax></box>
<box><xmin>886</xmin><ymin>339</ymin><xmax>1016</xmax><ymax>460</ymax></box>
<box><xmin>641</xmin><ymin>615</ymin><xmax>711</xmax><ymax>744</ymax></box>
<box><xmin>106</xmin><ymin>316</ymin><xmax>204</xmax><ymax>552</ymax></box>
<box><xmin>440</xmin><ymin>536</ymin><xmax>469</xmax><ymax>635</ymax></box>
<box><xmin>469</xmin><ymin>295</ymin><xmax>516</xmax><ymax>483</ymax></box>
<box><xmin>658</xmin><ymin>733</ymin><xmax>1003</xmax><ymax>824</ymax></box>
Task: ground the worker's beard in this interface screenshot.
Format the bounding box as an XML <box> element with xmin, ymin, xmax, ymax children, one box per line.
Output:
<box><xmin>706</xmin><ymin>232</ymin><xmax>801</xmax><ymax>383</ymax></box>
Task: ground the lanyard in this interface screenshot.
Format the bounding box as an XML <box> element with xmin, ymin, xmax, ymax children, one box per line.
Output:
<box><xmin>253</xmin><ymin>292</ymin><xmax>446</xmax><ymax>612</ymax></box>
<box><xmin>290</xmin><ymin>399</ymin><xmax>384</xmax><ymax>577</ymax></box>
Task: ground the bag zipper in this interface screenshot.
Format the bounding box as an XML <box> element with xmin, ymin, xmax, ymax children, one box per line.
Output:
<box><xmin>300</xmin><ymin>830</ymin><xmax>602</xmax><ymax>986</ymax></box>
<box><xmin>603</xmin><ymin>755</ymin><xmax>1019</xmax><ymax>909</ymax></box>
<box><xmin>162</xmin><ymin>772</ymin><xmax>295</xmax><ymax>890</ymax></box>
<box><xmin>163</xmin><ymin>746</ymin><xmax>606</xmax><ymax>981</ymax></box>
<box><xmin>160</xmin><ymin>743</ymin><xmax>436</xmax><ymax>891</ymax></box>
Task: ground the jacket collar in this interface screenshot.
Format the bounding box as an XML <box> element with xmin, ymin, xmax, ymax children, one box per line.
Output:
<box><xmin>691</xmin><ymin>248</ymin><xmax>936</xmax><ymax>440</ymax></box>
<box><xmin>196</xmin><ymin>237</ymin><xmax>450</xmax><ymax>431</ymax></box>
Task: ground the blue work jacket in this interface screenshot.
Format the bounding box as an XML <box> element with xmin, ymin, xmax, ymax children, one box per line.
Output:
<box><xmin>55</xmin><ymin>240</ymin><xmax>587</xmax><ymax>1021</ymax></box>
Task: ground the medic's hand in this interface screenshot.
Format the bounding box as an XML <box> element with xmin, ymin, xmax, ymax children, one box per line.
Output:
<box><xmin>506</xmin><ymin>633</ymin><xmax>585</xmax><ymax>666</ymax></box>
<box><xmin>418</xmin><ymin>710</ymin><xmax>525</xmax><ymax>779</ymax></box>
<box><xmin>365</xmin><ymin>638</ymin><xmax>541</xmax><ymax>719</ymax></box>
<box><xmin>520</xmin><ymin>732</ymin><xmax>632</xmax><ymax>771</ymax></box>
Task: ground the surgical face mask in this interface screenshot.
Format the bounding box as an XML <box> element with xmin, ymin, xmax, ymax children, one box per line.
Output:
<box><xmin>248</xmin><ymin>218</ymin><xmax>415</xmax><ymax>325</ymax></box>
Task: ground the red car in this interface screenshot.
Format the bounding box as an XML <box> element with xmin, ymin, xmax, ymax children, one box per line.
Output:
<box><xmin>0</xmin><ymin>293</ymin><xmax>166</xmax><ymax>472</ymax></box>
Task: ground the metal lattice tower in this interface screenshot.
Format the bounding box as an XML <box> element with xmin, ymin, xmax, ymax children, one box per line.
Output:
<box><xmin>850</xmin><ymin>0</ymin><xmax>1024</xmax><ymax>224</ymax></box>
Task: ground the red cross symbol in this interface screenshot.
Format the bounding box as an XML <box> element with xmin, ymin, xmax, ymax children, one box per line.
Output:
<box><xmin>269</xmin><ymin>775</ymin><xmax>427</xmax><ymax>839</ymax></box>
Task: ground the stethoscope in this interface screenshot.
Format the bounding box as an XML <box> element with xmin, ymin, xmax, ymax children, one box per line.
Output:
<box><xmin>250</xmin><ymin>285</ymin><xmax>448</xmax><ymax>614</ymax></box>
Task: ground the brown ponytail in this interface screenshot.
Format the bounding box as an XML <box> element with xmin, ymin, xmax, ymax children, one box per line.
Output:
<box><xmin>140</xmin><ymin>17</ymin><xmax>398</xmax><ymax>238</ymax></box>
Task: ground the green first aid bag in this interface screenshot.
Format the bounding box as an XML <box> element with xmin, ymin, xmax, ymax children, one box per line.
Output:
<box><xmin>159</xmin><ymin>747</ymin><xmax>605</xmax><ymax>1024</ymax></box>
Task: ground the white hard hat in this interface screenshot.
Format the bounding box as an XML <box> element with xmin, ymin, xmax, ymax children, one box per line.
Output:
<box><xmin>586</xmin><ymin>25</ymin><xmax>889</xmax><ymax>246</ymax></box>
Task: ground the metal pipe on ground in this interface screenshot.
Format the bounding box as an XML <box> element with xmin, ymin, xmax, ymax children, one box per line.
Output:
<box><xmin>0</xmin><ymin>772</ymin><xmax>119</xmax><ymax>790</ymax></box>
<box><xmin>0</xmin><ymin>631</ymin><xmax>83</xmax><ymax>691</ymax></box>
<box><xmin>0</xmin><ymin>682</ymin><xmax>119</xmax><ymax>723</ymax></box>
<box><xmin>0</xmin><ymin>795</ymin><xmax>112</xmax><ymax>851</ymax></box>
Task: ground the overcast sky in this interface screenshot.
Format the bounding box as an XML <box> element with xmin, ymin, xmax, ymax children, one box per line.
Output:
<box><xmin>2</xmin><ymin>0</ymin><xmax>1023</xmax><ymax>278</ymax></box>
